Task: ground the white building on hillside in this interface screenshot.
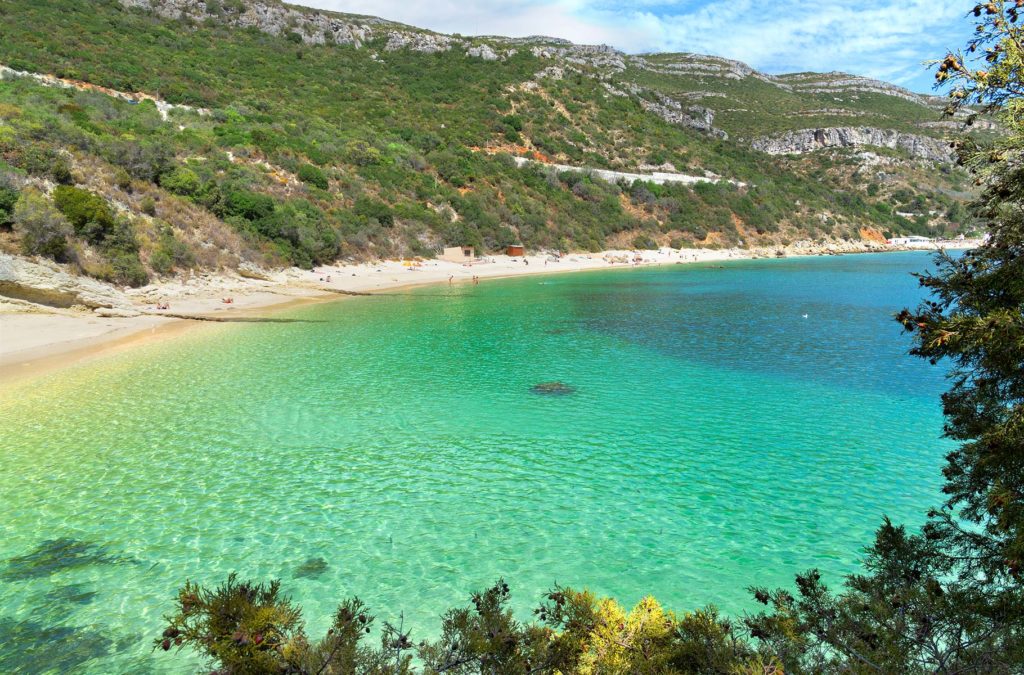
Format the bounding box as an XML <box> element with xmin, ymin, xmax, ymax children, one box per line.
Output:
<box><xmin>888</xmin><ymin>235</ymin><xmax>933</xmax><ymax>245</ymax></box>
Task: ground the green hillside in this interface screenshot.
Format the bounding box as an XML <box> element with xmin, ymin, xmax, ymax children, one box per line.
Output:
<box><xmin>627</xmin><ymin>56</ymin><xmax>940</xmax><ymax>138</ymax></box>
<box><xmin>0</xmin><ymin>0</ymin><xmax>986</xmax><ymax>286</ymax></box>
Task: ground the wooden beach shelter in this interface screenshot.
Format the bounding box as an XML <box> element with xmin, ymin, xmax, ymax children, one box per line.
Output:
<box><xmin>440</xmin><ymin>246</ymin><xmax>475</xmax><ymax>262</ymax></box>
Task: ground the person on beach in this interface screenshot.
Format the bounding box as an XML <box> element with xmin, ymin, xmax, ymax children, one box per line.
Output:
<box><xmin>449</xmin><ymin>275</ymin><xmax>454</xmax><ymax>285</ymax></box>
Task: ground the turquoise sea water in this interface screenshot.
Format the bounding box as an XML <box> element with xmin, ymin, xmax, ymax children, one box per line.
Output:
<box><xmin>0</xmin><ymin>251</ymin><xmax>952</xmax><ymax>672</ymax></box>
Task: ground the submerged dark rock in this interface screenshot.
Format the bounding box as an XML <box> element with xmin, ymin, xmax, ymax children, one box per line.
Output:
<box><xmin>1</xmin><ymin>538</ymin><xmax>133</xmax><ymax>581</ymax></box>
<box><xmin>293</xmin><ymin>556</ymin><xmax>329</xmax><ymax>579</ymax></box>
<box><xmin>530</xmin><ymin>381</ymin><xmax>576</xmax><ymax>396</ymax></box>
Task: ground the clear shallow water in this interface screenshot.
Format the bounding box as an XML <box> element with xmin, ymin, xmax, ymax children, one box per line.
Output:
<box><xmin>0</xmin><ymin>251</ymin><xmax>952</xmax><ymax>672</ymax></box>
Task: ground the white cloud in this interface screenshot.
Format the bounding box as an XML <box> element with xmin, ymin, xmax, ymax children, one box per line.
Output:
<box><xmin>295</xmin><ymin>0</ymin><xmax>977</xmax><ymax>91</ymax></box>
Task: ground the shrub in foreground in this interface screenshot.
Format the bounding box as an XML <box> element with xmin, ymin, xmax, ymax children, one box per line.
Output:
<box><xmin>157</xmin><ymin>576</ymin><xmax>768</xmax><ymax>674</ymax></box>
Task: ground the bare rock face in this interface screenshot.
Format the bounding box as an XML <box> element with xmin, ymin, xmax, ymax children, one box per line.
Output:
<box><xmin>120</xmin><ymin>0</ymin><xmax>406</xmax><ymax>48</ymax></box>
<box><xmin>0</xmin><ymin>254</ymin><xmax>132</xmax><ymax>309</ymax></box>
<box><xmin>122</xmin><ymin>0</ymin><xmax>466</xmax><ymax>52</ymax></box>
<box><xmin>384</xmin><ymin>31</ymin><xmax>457</xmax><ymax>54</ymax></box>
<box><xmin>919</xmin><ymin>118</ymin><xmax>999</xmax><ymax>132</ymax></box>
<box><xmin>640</xmin><ymin>93</ymin><xmax>729</xmax><ymax>140</ymax></box>
<box><xmin>531</xmin><ymin>44</ymin><xmax>626</xmax><ymax>72</ymax></box>
<box><xmin>752</xmin><ymin>128</ymin><xmax>953</xmax><ymax>163</ymax></box>
<box><xmin>466</xmin><ymin>44</ymin><xmax>500</xmax><ymax>61</ymax></box>
<box><xmin>534</xmin><ymin>65</ymin><xmax>566</xmax><ymax>81</ymax></box>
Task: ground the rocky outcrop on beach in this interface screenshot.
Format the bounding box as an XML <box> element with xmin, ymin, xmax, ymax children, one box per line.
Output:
<box><xmin>0</xmin><ymin>254</ymin><xmax>132</xmax><ymax>310</ymax></box>
<box><xmin>752</xmin><ymin>128</ymin><xmax>953</xmax><ymax>163</ymax></box>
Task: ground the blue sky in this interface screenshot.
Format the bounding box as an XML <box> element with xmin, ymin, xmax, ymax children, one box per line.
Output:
<box><xmin>298</xmin><ymin>0</ymin><xmax>977</xmax><ymax>93</ymax></box>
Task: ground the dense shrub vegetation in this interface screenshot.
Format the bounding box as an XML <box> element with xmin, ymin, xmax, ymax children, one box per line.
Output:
<box><xmin>0</xmin><ymin>0</ymin><xmax>981</xmax><ymax>286</ymax></box>
<box><xmin>0</xmin><ymin>174</ymin><xmax>18</xmax><ymax>229</ymax></box>
<box><xmin>13</xmin><ymin>188</ymin><xmax>71</xmax><ymax>260</ymax></box>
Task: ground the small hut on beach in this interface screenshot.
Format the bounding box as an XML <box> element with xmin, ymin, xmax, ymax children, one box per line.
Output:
<box><xmin>440</xmin><ymin>246</ymin><xmax>475</xmax><ymax>262</ymax></box>
<box><xmin>506</xmin><ymin>244</ymin><xmax>525</xmax><ymax>257</ymax></box>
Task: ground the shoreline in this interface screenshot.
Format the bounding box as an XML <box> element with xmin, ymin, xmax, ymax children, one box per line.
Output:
<box><xmin>0</xmin><ymin>242</ymin><xmax>973</xmax><ymax>384</ymax></box>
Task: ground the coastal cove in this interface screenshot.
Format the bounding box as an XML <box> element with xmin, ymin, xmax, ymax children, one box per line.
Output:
<box><xmin>0</xmin><ymin>251</ymin><xmax>953</xmax><ymax>672</ymax></box>
<box><xmin>0</xmin><ymin>242</ymin><xmax>970</xmax><ymax>384</ymax></box>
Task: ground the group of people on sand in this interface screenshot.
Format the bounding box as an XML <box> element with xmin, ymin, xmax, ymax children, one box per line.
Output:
<box><xmin>153</xmin><ymin>298</ymin><xmax>233</xmax><ymax>310</ymax></box>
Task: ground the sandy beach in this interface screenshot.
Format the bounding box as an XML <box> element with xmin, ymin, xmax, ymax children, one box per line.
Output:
<box><xmin>0</xmin><ymin>242</ymin><xmax>971</xmax><ymax>382</ymax></box>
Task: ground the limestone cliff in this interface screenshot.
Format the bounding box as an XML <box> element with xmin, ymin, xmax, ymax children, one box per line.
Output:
<box><xmin>751</xmin><ymin>128</ymin><xmax>953</xmax><ymax>163</ymax></box>
<box><xmin>0</xmin><ymin>254</ymin><xmax>132</xmax><ymax>309</ymax></box>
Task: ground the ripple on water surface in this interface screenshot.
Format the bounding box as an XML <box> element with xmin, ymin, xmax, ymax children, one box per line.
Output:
<box><xmin>0</xmin><ymin>252</ymin><xmax>951</xmax><ymax>672</ymax></box>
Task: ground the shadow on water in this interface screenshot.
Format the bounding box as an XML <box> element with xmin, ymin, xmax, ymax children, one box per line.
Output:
<box><xmin>321</xmin><ymin>288</ymin><xmax>453</xmax><ymax>298</ymax></box>
<box><xmin>157</xmin><ymin>313</ymin><xmax>325</xmax><ymax>324</ymax></box>
<box><xmin>1</xmin><ymin>538</ymin><xmax>137</xmax><ymax>581</ymax></box>
<box><xmin>44</xmin><ymin>584</ymin><xmax>98</xmax><ymax>607</ymax></box>
<box><xmin>0</xmin><ymin>540</ymin><xmax>146</xmax><ymax>671</ymax></box>
<box><xmin>0</xmin><ymin>616</ymin><xmax>141</xmax><ymax>672</ymax></box>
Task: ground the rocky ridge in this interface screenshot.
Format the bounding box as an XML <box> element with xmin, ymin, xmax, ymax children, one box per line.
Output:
<box><xmin>116</xmin><ymin>0</ymin><xmax>963</xmax><ymax>154</ymax></box>
<box><xmin>775</xmin><ymin>72</ymin><xmax>928</xmax><ymax>106</ymax></box>
<box><xmin>633</xmin><ymin>56</ymin><xmax>931</xmax><ymax>107</ymax></box>
<box><xmin>752</xmin><ymin>127</ymin><xmax>954</xmax><ymax>163</ymax></box>
<box><xmin>633</xmin><ymin>53</ymin><xmax>785</xmax><ymax>86</ymax></box>
<box><xmin>117</xmin><ymin>0</ymin><xmax>620</xmax><ymax>63</ymax></box>
<box><xmin>119</xmin><ymin>0</ymin><xmax>384</xmax><ymax>47</ymax></box>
